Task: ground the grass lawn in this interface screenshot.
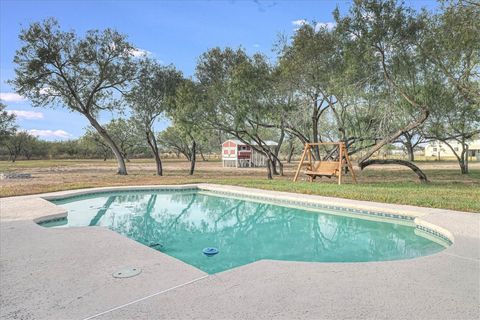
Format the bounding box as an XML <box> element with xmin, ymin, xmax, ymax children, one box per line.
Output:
<box><xmin>1</xmin><ymin>159</ymin><xmax>479</xmax><ymax>212</ymax></box>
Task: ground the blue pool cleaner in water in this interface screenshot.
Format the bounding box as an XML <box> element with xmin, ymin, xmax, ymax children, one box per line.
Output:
<box><xmin>203</xmin><ymin>247</ymin><xmax>219</xmax><ymax>256</ymax></box>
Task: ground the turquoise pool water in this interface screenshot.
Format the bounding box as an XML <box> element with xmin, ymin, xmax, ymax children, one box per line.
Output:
<box><xmin>45</xmin><ymin>190</ymin><xmax>446</xmax><ymax>274</ymax></box>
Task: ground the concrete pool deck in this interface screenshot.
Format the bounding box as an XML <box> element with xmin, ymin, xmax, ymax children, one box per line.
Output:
<box><xmin>0</xmin><ymin>184</ymin><xmax>478</xmax><ymax>319</ymax></box>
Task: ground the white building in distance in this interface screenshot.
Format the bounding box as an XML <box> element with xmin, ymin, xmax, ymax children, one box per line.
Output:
<box><xmin>424</xmin><ymin>139</ymin><xmax>480</xmax><ymax>160</ymax></box>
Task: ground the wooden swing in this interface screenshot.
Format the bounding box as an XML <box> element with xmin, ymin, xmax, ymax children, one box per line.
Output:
<box><xmin>293</xmin><ymin>142</ymin><xmax>357</xmax><ymax>185</ymax></box>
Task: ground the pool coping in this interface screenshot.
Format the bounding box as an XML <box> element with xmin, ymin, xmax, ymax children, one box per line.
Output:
<box><xmin>1</xmin><ymin>184</ymin><xmax>479</xmax><ymax>319</ymax></box>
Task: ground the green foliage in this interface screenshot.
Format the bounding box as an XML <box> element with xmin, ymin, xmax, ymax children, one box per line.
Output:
<box><xmin>22</xmin><ymin>137</ymin><xmax>49</xmax><ymax>160</ymax></box>
<box><xmin>158</xmin><ymin>126</ymin><xmax>194</xmax><ymax>159</ymax></box>
<box><xmin>10</xmin><ymin>18</ymin><xmax>138</xmax><ymax>174</ymax></box>
<box><xmin>196</xmin><ymin>47</ymin><xmax>272</xmax><ymax>130</ymax></box>
<box><xmin>11</xmin><ymin>18</ymin><xmax>136</xmax><ymax>115</ymax></box>
<box><xmin>421</xmin><ymin>1</ymin><xmax>480</xmax><ymax>105</ymax></box>
<box><xmin>80</xmin><ymin>128</ymin><xmax>113</xmax><ymax>160</ymax></box>
<box><xmin>194</xmin><ymin>47</ymin><xmax>290</xmax><ymax>178</ymax></box>
<box><xmin>128</xmin><ymin>58</ymin><xmax>183</xmax><ymax>129</ymax></box>
<box><xmin>3</xmin><ymin>131</ymin><xmax>36</xmax><ymax>162</ymax></box>
<box><xmin>0</xmin><ymin>102</ymin><xmax>17</xmax><ymax>139</ymax></box>
<box><xmin>126</xmin><ymin>58</ymin><xmax>183</xmax><ymax>174</ymax></box>
<box><xmin>417</xmin><ymin>1</ymin><xmax>480</xmax><ymax>172</ymax></box>
<box><xmin>104</xmin><ymin>118</ymin><xmax>146</xmax><ymax>160</ymax></box>
<box><xmin>49</xmin><ymin>140</ymin><xmax>88</xmax><ymax>159</ymax></box>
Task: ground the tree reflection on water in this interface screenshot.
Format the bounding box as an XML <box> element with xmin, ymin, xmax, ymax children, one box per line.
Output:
<box><xmin>64</xmin><ymin>191</ymin><xmax>444</xmax><ymax>273</ymax></box>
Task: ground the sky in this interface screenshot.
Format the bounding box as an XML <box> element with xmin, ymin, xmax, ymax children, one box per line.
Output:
<box><xmin>0</xmin><ymin>0</ymin><xmax>438</xmax><ymax>141</ymax></box>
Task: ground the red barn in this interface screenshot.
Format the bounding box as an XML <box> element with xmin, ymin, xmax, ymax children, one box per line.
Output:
<box><xmin>222</xmin><ymin>139</ymin><xmax>278</xmax><ymax>168</ymax></box>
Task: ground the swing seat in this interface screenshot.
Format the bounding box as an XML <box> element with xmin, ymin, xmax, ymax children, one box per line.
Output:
<box><xmin>292</xmin><ymin>142</ymin><xmax>357</xmax><ymax>185</ymax></box>
<box><xmin>305</xmin><ymin>161</ymin><xmax>339</xmax><ymax>178</ymax></box>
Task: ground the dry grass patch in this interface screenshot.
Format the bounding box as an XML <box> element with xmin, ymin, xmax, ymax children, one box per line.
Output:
<box><xmin>1</xmin><ymin>159</ymin><xmax>479</xmax><ymax>212</ymax></box>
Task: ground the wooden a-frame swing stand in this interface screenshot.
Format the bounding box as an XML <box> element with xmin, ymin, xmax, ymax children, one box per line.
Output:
<box><xmin>293</xmin><ymin>142</ymin><xmax>357</xmax><ymax>185</ymax></box>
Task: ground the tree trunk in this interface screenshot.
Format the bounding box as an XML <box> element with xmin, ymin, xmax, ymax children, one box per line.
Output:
<box><xmin>146</xmin><ymin>129</ymin><xmax>163</xmax><ymax>176</ymax></box>
<box><xmin>199</xmin><ymin>149</ymin><xmax>206</xmax><ymax>161</ymax></box>
<box><xmin>153</xmin><ymin>151</ymin><xmax>163</xmax><ymax>175</ymax></box>
<box><xmin>465</xmin><ymin>145</ymin><xmax>469</xmax><ymax>174</ymax></box>
<box><xmin>403</xmin><ymin>133</ymin><xmax>415</xmax><ymax>161</ymax></box>
<box><xmin>84</xmin><ymin>113</ymin><xmax>127</xmax><ymax>175</ymax></box>
<box><xmin>266</xmin><ymin>159</ymin><xmax>273</xmax><ymax>180</ymax></box>
<box><xmin>274</xmin><ymin>128</ymin><xmax>285</xmax><ymax>158</ymax></box>
<box><xmin>277</xmin><ymin>160</ymin><xmax>284</xmax><ymax>176</ymax></box>
<box><xmin>459</xmin><ymin>147</ymin><xmax>469</xmax><ymax>174</ymax></box>
<box><xmin>359</xmin><ymin>159</ymin><xmax>429</xmax><ymax>183</ymax></box>
<box><xmin>270</xmin><ymin>152</ymin><xmax>284</xmax><ymax>176</ymax></box>
<box><xmin>287</xmin><ymin>145</ymin><xmax>295</xmax><ymax>163</ymax></box>
<box><xmin>272</xmin><ymin>128</ymin><xmax>285</xmax><ymax>176</ymax></box>
<box><xmin>271</xmin><ymin>160</ymin><xmax>279</xmax><ymax>175</ymax></box>
<box><xmin>312</xmin><ymin>100</ymin><xmax>320</xmax><ymax>160</ymax></box>
<box><xmin>459</xmin><ymin>161</ymin><xmax>468</xmax><ymax>174</ymax></box>
<box><xmin>440</xmin><ymin>139</ymin><xmax>469</xmax><ymax>175</ymax></box>
<box><xmin>406</xmin><ymin>142</ymin><xmax>414</xmax><ymax>161</ymax></box>
<box><xmin>189</xmin><ymin>140</ymin><xmax>196</xmax><ymax>175</ymax></box>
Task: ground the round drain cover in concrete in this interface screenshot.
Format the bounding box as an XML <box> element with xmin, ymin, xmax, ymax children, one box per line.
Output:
<box><xmin>112</xmin><ymin>267</ymin><xmax>142</xmax><ymax>278</ymax></box>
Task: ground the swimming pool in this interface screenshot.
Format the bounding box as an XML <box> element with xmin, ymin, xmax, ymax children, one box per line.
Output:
<box><xmin>42</xmin><ymin>189</ymin><xmax>448</xmax><ymax>274</ymax></box>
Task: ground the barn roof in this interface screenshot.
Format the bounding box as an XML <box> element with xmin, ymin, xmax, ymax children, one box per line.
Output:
<box><xmin>223</xmin><ymin>139</ymin><xmax>278</xmax><ymax>146</ymax></box>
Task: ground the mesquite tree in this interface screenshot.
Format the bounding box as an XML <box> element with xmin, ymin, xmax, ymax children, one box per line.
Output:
<box><xmin>104</xmin><ymin>118</ymin><xmax>144</xmax><ymax>162</ymax></box>
<box><xmin>334</xmin><ymin>0</ymin><xmax>434</xmax><ymax>181</ymax></box>
<box><xmin>158</xmin><ymin>125</ymin><xmax>197</xmax><ymax>174</ymax></box>
<box><xmin>81</xmin><ymin>127</ymin><xmax>113</xmax><ymax>161</ymax></box>
<box><xmin>169</xmin><ymin>80</ymin><xmax>205</xmax><ymax>175</ymax></box>
<box><xmin>277</xmin><ymin>19</ymin><xmax>384</xmax><ymax>163</ymax></box>
<box><xmin>277</xmin><ymin>23</ymin><xmax>339</xmax><ymax>155</ymax></box>
<box><xmin>127</xmin><ymin>59</ymin><xmax>183</xmax><ymax>175</ymax></box>
<box><xmin>421</xmin><ymin>1</ymin><xmax>480</xmax><ymax>107</ymax></box>
<box><xmin>4</xmin><ymin>131</ymin><xmax>34</xmax><ymax>162</ymax></box>
<box><xmin>196</xmin><ymin>48</ymin><xmax>284</xmax><ymax>179</ymax></box>
<box><xmin>10</xmin><ymin>18</ymin><xmax>136</xmax><ymax>175</ymax></box>
<box><xmin>171</xmin><ymin>80</ymin><xmax>226</xmax><ymax>174</ymax></box>
<box><xmin>421</xmin><ymin>1</ymin><xmax>480</xmax><ymax>174</ymax></box>
<box><xmin>0</xmin><ymin>102</ymin><xmax>17</xmax><ymax>140</ymax></box>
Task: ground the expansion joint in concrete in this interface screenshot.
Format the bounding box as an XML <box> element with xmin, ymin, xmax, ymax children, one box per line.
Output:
<box><xmin>82</xmin><ymin>275</ymin><xmax>209</xmax><ymax>320</ymax></box>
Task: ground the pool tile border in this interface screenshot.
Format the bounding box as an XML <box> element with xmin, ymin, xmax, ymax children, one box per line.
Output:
<box><xmin>203</xmin><ymin>189</ymin><xmax>415</xmax><ymax>220</ymax></box>
<box><xmin>49</xmin><ymin>187</ymin><xmax>198</xmax><ymax>203</ymax></box>
<box><xmin>199</xmin><ymin>188</ymin><xmax>453</xmax><ymax>246</ymax></box>
<box><xmin>37</xmin><ymin>216</ymin><xmax>67</xmax><ymax>226</ymax></box>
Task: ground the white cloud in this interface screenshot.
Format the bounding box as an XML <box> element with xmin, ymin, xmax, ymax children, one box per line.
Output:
<box><xmin>39</xmin><ymin>87</ymin><xmax>58</xmax><ymax>95</ymax></box>
<box><xmin>28</xmin><ymin>129</ymin><xmax>71</xmax><ymax>139</ymax></box>
<box><xmin>7</xmin><ymin>110</ymin><xmax>44</xmax><ymax>120</ymax></box>
<box><xmin>0</xmin><ymin>92</ymin><xmax>26</xmax><ymax>102</ymax></box>
<box><xmin>292</xmin><ymin>19</ymin><xmax>308</xmax><ymax>26</ymax></box>
<box><xmin>314</xmin><ymin>22</ymin><xmax>336</xmax><ymax>32</ymax></box>
<box><xmin>129</xmin><ymin>48</ymin><xmax>151</xmax><ymax>57</ymax></box>
<box><xmin>292</xmin><ymin>20</ymin><xmax>337</xmax><ymax>32</ymax></box>
<box><xmin>253</xmin><ymin>44</ymin><xmax>260</xmax><ymax>48</ymax></box>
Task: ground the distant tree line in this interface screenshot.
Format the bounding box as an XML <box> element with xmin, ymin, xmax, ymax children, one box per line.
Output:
<box><xmin>4</xmin><ymin>0</ymin><xmax>479</xmax><ymax>178</ymax></box>
<box><xmin>0</xmin><ymin>112</ymin><xmax>223</xmax><ymax>162</ymax></box>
